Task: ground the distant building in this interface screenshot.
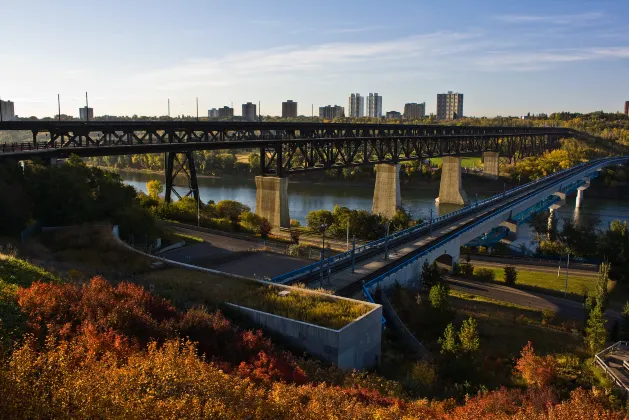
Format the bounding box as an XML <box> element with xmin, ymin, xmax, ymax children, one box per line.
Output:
<box><xmin>319</xmin><ymin>105</ymin><xmax>345</xmax><ymax>120</ymax></box>
<box><xmin>282</xmin><ymin>100</ymin><xmax>298</xmax><ymax>118</ymax></box>
<box><xmin>348</xmin><ymin>93</ymin><xmax>364</xmax><ymax>118</ymax></box>
<box><xmin>242</xmin><ymin>102</ymin><xmax>257</xmax><ymax>122</ymax></box>
<box><xmin>366</xmin><ymin>93</ymin><xmax>383</xmax><ymax>118</ymax></box>
<box><xmin>208</xmin><ymin>108</ymin><xmax>219</xmax><ymax>118</ymax></box>
<box><xmin>404</xmin><ymin>102</ymin><xmax>426</xmax><ymax>120</ymax></box>
<box><xmin>436</xmin><ymin>91</ymin><xmax>463</xmax><ymax>120</ymax></box>
<box><xmin>625</xmin><ymin>101</ymin><xmax>629</xmax><ymax>117</ymax></box>
<box><xmin>218</xmin><ymin>106</ymin><xmax>234</xmax><ymax>118</ymax></box>
<box><xmin>0</xmin><ymin>99</ymin><xmax>15</xmax><ymax>121</ymax></box>
<box><xmin>79</xmin><ymin>107</ymin><xmax>94</xmax><ymax>121</ymax></box>
<box><xmin>386</xmin><ymin>111</ymin><xmax>402</xmax><ymax>119</ymax></box>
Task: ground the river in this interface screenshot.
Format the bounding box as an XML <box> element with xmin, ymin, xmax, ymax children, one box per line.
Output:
<box><xmin>120</xmin><ymin>170</ymin><xmax>629</xmax><ymax>250</ymax></box>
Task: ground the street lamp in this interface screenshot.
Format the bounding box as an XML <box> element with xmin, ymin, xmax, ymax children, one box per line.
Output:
<box><xmin>319</xmin><ymin>223</ymin><xmax>328</xmax><ymax>288</ymax></box>
<box><xmin>384</xmin><ymin>221</ymin><xmax>390</xmax><ymax>260</ymax></box>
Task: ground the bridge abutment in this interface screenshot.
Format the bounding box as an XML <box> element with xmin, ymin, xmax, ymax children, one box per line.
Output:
<box><xmin>372</xmin><ymin>163</ymin><xmax>401</xmax><ymax>218</ymax></box>
<box><xmin>436</xmin><ymin>156</ymin><xmax>469</xmax><ymax>206</ymax></box>
<box><xmin>255</xmin><ymin>176</ymin><xmax>290</xmax><ymax>228</ymax></box>
<box><xmin>482</xmin><ymin>151</ymin><xmax>500</xmax><ymax>179</ymax></box>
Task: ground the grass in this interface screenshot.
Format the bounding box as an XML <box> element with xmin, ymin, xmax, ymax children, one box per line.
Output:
<box><xmin>473</xmin><ymin>265</ymin><xmax>596</xmax><ymax>298</ymax></box>
<box><xmin>449</xmin><ymin>291</ymin><xmax>585</xmax><ymax>358</ymax></box>
<box><xmin>136</xmin><ymin>268</ymin><xmax>371</xmax><ymax>329</ymax></box>
<box><xmin>449</xmin><ymin>289</ymin><xmax>538</xmax><ymax>312</ymax></box>
<box><xmin>172</xmin><ymin>232</ymin><xmax>204</xmax><ymax>244</ymax></box>
<box><xmin>429</xmin><ymin>156</ymin><xmax>481</xmax><ymax>168</ymax></box>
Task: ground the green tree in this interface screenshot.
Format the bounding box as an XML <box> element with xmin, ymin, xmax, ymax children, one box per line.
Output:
<box><xmin>504</xmin><ymin>266</ymin><xmax>517</xmax><ymax>286</ymax></box>
<box><xmin>585</xmin><ymin>303</ymin><xmax>607</xmax><ymax>355</ymax></box>
<box><xmin>429</xmin><ymin>283</ymin><xmax>450</xmax><ymax>311</ymax></box>
<box><xmin>421</xmin><ymin>261</ymin><xmax>443</xmax><ymax>290</ymax></box>
<box><xmin>458</xmin><ymin>317</ymin><xmax>480</xmax><ymax>353</ymax></box>
<box><xmin>216</xmin><ymin>200</ymin><xmax>250</xmax><ymax>227</ymax></box>
<box><xmin>439</xmin><ymin>323</ymin><xmax>458</xmax><ymax>354</ymax></box>
<box><xmin>305</xmin><ymin>209</ymin><xmax>334</xmax><ymax>231</ymax></box>
<box><xmin>594</xmin><ymin>262</ymin><xmax>611</xmax><ymax>310</ymax></box>
<box><xmin>146</xmin><ymin>180</ymin><xmax>163</xmax><ymax>199</ymax></box>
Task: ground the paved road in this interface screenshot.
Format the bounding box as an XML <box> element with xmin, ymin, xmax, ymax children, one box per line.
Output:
<box><xmin>463</xmin><ymin>257</ymin><xmax>597</xmax><ymax>278</ymax></box>
<box><xmin>446</xmin><ymin>276</ymin><xmax>620</xmax><ymax>322</ymax></box>
<box><xmin>163</xmin><ymin>224</ymin><xmax>310</xmax><ymax>279</ymax></box>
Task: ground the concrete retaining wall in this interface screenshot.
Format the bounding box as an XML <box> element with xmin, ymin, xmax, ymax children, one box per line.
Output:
<box><xmin>226</xmin><ymin>301</ymin><xmax>382</xmax><ymax>371</ymax></box>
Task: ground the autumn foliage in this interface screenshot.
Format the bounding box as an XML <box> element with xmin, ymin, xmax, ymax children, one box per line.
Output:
<box><xmin>515</xmin><ymin>341</ymin><xmax>557</xmax><ymax>388</ymax></box>
<box><xmin>0</xmin><ymin>276</ymin><xmax>626</xmax><ymax>419</ymax></box>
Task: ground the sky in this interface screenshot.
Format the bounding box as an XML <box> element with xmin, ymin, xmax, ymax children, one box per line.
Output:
<box><xmin>0</xmin><ymin>0</ymin><xmax>628</xmax><ymax>118</ymax></box>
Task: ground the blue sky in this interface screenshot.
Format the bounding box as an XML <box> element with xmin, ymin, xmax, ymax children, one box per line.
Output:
<box><xmin>1</xmin><ymin>0</ymin><xmax>628</xmax><ymax>118</ymax></box>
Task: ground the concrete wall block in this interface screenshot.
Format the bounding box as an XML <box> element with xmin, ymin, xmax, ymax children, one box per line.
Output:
<box><xmin>372</xmin><ymin>163</ymin><xmax>401</xmax><ymax>218</ymax></box>
<box><xmin>483</xmin><ymin>151</ymin><xmax>500</xmax><ymax>179</ymax></box>
<box><xmin>255</xmin><ymin>176</ymin><xmax>290</xmax><ymax>228</ymax></box>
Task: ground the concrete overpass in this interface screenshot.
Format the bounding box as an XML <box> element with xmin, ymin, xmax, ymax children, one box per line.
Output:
<box><xmin>271</xmin><ymin>156</ymin><xmax>628</xmax><ymax>301</ymax></box>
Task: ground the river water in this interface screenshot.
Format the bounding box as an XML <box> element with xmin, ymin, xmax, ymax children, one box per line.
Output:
<box><xmin>120</xmin><ymin>170</ymin><xmax>629</xmax><ymax>250</ymax></box>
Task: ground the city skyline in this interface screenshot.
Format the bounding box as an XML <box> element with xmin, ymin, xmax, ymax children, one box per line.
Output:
<box><xmin>0</xmin><ymin>0</ymin><xmax>628</xmax><ymax>118</ymax></box>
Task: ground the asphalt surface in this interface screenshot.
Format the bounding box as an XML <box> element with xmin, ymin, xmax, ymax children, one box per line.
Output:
<box><xmin>446</xmin><ymin>276</ymin><xmax>621</xmax><ymax>322</ymax></box>
<box><xmin>163</xmin><ymin>225</ymin><xmax>310</xmax><ymax>279</ymax></box>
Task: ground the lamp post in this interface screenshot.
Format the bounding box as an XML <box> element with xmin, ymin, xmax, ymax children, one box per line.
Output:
<box><xmin>384</xmin><ymin>221</ymin><xmax>390</xmax><ymax>260</ymax></box>
<box><xmin>319</xmin><ymin>223</ymin><xmax>327</xmax><ymax>288</ymax></box>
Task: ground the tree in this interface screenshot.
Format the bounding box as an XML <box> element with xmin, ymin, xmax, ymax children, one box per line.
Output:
<box><xmin>428</xmin><ymin>283</ymin><xmax>450</xmax><ymax>311</ymax></box>
<box><xmin>289</xmin><ymin>230</ymin><xmax>301</xmax><ymax>244</ymax></box>
<box><xmin>146</xmin><ymin>180</ymin><xmax>163</xmax><ymax>199</ymax></box>
<box><xmin>439</xmin><ymin>323</ymin><xmax>458</xmax><ymax>354</ymax></box>
<box><xmin>421</xmin><ymin>261</ymin><xmax>443</xmax><ymax>290</ymax></box>
<box><xmin>515</xmin><ymin>341</ymin><xmax>556</xmax><ymax>388</ymax></box>
<box><xmin>594</xmin><ymin>262</ymin><xmax>611</xmax><ymax>311</ymax></box>
<box><xmin>216</xmin><ymin>200</ymin><xmax>250</xmax><ymax>227</ymax></box>
<box><xmin>621</xmin><ymin>302</ymin><xmax>629</xmax><ymax>341</ymax></box>
<box><xmin>305</xmin><ymin>210</ymin><xmax>334</xmax><ymax>231</ymax></box>
<box><xmin>585</xmin><ymin>303</ymin><xmax>607</xmax><ymax>355</ymax></box>
<box><xmin>504</xmin><ymin>266</ymin><xmax>517</xmax><ymax>286</ymax></box>
<box><xmin>458</xmin><ymin>317</ymin><xmax>480</xmax><ymax>353</ymax></box>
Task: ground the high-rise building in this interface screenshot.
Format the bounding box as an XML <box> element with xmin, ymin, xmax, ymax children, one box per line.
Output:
<box><xmin>386</xmin><ymin>111</ymin><xmax>402</xmax><ymax>119</ymax></box>
<box><xmin>436</xmin><ymin>91</ymin><xmax>463</xmax><ymax>120</ymax></box>
<box><xmin>348</xmin><ymin>93</ymin><xmax>364</xmax><ymax>118</ymax></box>
<box><xmin>319</xmin><ymin>105</ymin><xmax>345</xmax><ymax>120</ymax></box>
<box><xmin>218</xmin><ymin>106</ymin><xmax>234</xmax><ymax>118</ymax></box>
<box><xmin>282</xmin><ymin>100</ymin><xmax>298</xmax><ymax>118</ymax></box>
<box><xmin>208</xmin><ymin>108</ymin><xmax>219</xmax><ymax>118</ymax></box>
<box><xmin>366</xmin><ymin>93</ymin><xmax>383</xmax><ymax>118</ymax></box>
<box><xmin>0</xmin><ymin>99</ymin><xmax>15</xmax><ymax>121</ymax></box>
<box><xmin>242</xmin><ymin>102</ymin><xmax>257</xmax><ymax>122</ymax></box>
<box><xmin>404</xmin><ymin>102</ymin><xmax>426</xmax><ymax>120</ymax></box>
<box><xmin>625</xmin><ymin>101</ymin><xmax>629</xmax><ymax>117</ymax></box>
<box><xmin>79</xmin><ymin>106</ymin><xmax>94</xmax><ymax>121</ymax></box>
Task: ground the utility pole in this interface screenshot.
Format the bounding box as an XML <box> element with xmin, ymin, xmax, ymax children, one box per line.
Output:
<box><xmin>346</xmin><ymin>221</ymin><xmax>350</xmax><ymax>251</ymax></box>
<box><xmin>319</xmin><ymin>223</ymin><xmax>327</xmax><ymax>288</ymax></box>
<box><xmin>384</xmin><ymin>222</ymin><xmax>390</xmax><ymax>260</ymax></box>
<box><xmin>564</xmin><ymin>252</ymin><xmax>570</xmax><ymax>297</ymax></box>
<box><xmin>351</xmin><ymin>235</ymin><xmax>356</xmax><ymax>273</ymax></box>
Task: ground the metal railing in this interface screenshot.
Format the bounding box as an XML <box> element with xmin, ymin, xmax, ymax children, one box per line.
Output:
<box><xmin>595</xmin><ymin>341</ymin><xmax>629</xmax><ymax>396</ymax></box>
<box><xmin>271</xmin><ymin>157</ymin><xmax>624</xmax><ymax>285</ymax></box>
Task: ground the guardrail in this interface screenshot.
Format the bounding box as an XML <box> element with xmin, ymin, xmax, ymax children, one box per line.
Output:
<box><xmin>360</xmin><ymin>157</ymin><xmax>627</xmax><ymax>294</ymax></box>
<box><xmin>271</xmin><ymin>157</ymin><xmax>623</xmax><ymax>285</ymax></box>
<box><xmin>595</xmin><ymin>341</ymin><xmax>629</xmax><ymax>396</ymax></box>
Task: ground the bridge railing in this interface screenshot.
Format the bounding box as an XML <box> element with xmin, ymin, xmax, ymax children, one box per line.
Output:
<box><xmin>361</xmin><ymin>157</ymin><xmax>625</xmax><ymax>295</ymax></box>
<box><xmin>271</xmin><ymin>158</ymin><xmax>615</xmax><ymax>285</ymax></box>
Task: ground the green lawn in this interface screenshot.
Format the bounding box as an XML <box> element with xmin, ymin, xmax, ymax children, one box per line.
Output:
<box><xmin>475</xmin><ymin>265</ymin><xmax>595</xmax><ymax>297</ymax></box>
<box><xmin>430</xmin><ymin>156</ymin><xmax>481</xmax><ymax>168</ymax></box>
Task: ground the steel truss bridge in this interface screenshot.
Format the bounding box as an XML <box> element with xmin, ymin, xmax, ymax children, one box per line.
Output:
<box><xmin>0</xmin><ymin>120</ymin><xmax>582</xmax><ymax>202</ymax></box>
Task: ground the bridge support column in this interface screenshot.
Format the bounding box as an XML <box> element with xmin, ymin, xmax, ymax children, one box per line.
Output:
<box><xmin>255</xmin><ymin>176</ymin><xmax>290</xmax><ymax>228</ymax></box>
<box><xmin>576</xmin><ymin>177</ymin><xmax>590</xmax><ymax>208</ymax></box>
<box><xmin>164</xmin><ymin>152</ymin><xmax>200</xmax><ymax>204</ymax></box>
<box><xmin>372</xmin><ymin>163</ymin><xmax>401</xmax><ymax>218</ymax></box>
<box><xmin>482</xmin><ymin>151</ymin><xmax>500</xmax><ymax>179</ymax></box>
<box><xmin>436</xmin><ymin>156</ymin><xmax>469</xmax><ymax>206</ymax></box>
<box><xmin>500</xmin><ymin>219</ymin><xmax>518</xmax><ymax>241</ymax></box>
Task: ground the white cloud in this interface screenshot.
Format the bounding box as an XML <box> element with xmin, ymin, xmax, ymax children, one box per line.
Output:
<box><xmin>495</xmin><ymin>12</ymin><xmax>603</xmax><ymax>25</ymax></box>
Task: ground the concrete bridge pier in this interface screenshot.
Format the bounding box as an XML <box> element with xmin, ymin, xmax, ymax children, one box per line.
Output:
<box><xmin>372</xmin><ymin>163</ymin><xmax>401</xmax><ymax>218</ymax></box>
<box><xmin>255</xmin><ymin>176</ymin><xmax>290</xmax><ymax>228</ymax></box>
<box><xmin>436</xmin><ymin>156</ymin><xmax>469</xmax><ymax>206</ymax></box>
<box><xmin>576</xmin><ymin>177</ymin><xmax>590</xmax><ymax>208</ymax></box>
<box><xmin>500</xmin><ymin>219</ymin><xmax>518</xmax><ymax>240</ymax></box>
<box><xmin>482</xmin><ymin>151</ymin><xmax>500</xmax><ymax>179</ymax></box>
